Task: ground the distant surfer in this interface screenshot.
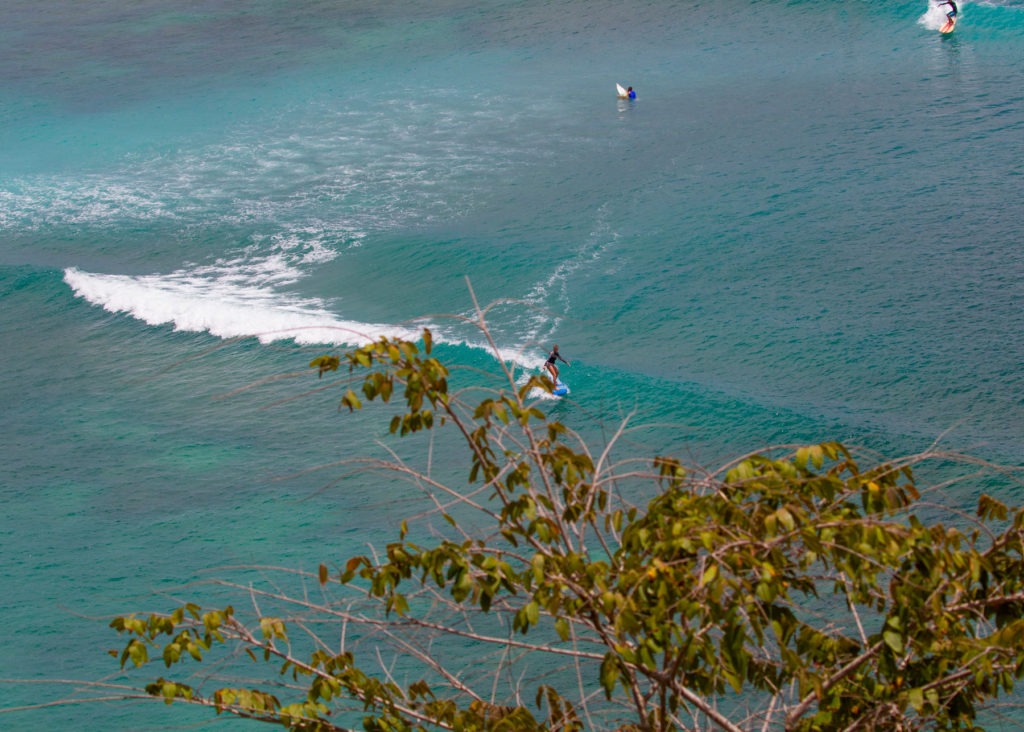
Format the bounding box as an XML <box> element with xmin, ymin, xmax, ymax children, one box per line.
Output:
<box><xmin>545</xmin><ymin>345</ymin><xmax>570</xmax><ymax>384</ymax></box>
<box><xmin>938</xmin><ymin>0</ymin><xmax>957</xmax><ymax>24</ymax></box>
<box><xmin>615</xmin><ymin>83</ymin><xmax>637</xmax><ymax>99</ymax></box>
<box><xmin>627</xmin><ymin>86</ymin><xmax>636</xmax><ymax>100</ymax></box>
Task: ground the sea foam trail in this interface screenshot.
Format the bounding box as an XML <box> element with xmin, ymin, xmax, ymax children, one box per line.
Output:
<box><xmin>65</xmin><ymin>267</ymin><xmax>422</xmax><ymax>347</ymax></box>
<box><xmin>64</xmin><ymin>267</ymin><xmax>549</xmax><ymax>378</ymax></box>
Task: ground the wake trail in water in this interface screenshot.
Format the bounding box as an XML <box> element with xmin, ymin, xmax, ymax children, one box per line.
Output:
<box><xmin>482</xmin><ymin>203</ymin><xmax>620</xmax><ymax>399</ymax></box>
<box><xmin>501</xmin><ymin>203</ymin><xmax>620</xmax><ymax>364</ymax></box>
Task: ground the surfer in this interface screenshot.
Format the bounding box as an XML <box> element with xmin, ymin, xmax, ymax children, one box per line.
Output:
<box><xmin>938</xmin><ymin>0</ymin><xmax>957</xmax><ymax>23</ymax></box>
<box><xmin>627</xmin><ymin>86</ymin><xmax>636</xmax><ymax>100</ymax></box>
<box><xmin>545</xmin><ymin>345</ymin><xmax>570</xmax><ymax>384</ymax></box>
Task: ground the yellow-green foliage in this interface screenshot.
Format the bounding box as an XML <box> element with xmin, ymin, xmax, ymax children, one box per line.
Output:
<box><xmin>107</xmin><ymin>330</ymin><xmax>1024</xmax><ymax>732</ymax></box>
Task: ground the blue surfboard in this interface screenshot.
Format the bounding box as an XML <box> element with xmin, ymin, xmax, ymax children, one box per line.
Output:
<box><xmin>553</xmin><ymin>380</ymin><xmax>569</xmax><ymax>397</ymax></box>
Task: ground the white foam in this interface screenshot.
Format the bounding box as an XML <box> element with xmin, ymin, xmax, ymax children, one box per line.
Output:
<box><xmin>63</xmin><ymin>264</ymin><xmax>567</xmax><ymax>397</ymax></box>
<box><xmin>520</xmin><ymin>202</ymin><xmax>617</xmax><ymax>344</ymax></box>
<box><xmin>520</xmin><ymin>373</ymin><xmax>567</xmax><ymax>401</ymax></box>
<box><xmin>64</xmin><ymin>267</ymin><xmax>422</xmax><ymax>347</ymax></box>
<box><xmin>0</xmin><ymin>180</ymin><xmax>172</xmax><ymax>229</ymax></box>
<box><xmin>919</xmin><ymin>1</ymin><xmax>958</xmax><ymax>30</ymax></box>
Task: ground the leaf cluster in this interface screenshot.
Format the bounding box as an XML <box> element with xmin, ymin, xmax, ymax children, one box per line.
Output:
<box><xmin>103</xmin><ymin>329</ymin><xmax>1024</xmax><ymax>731</ymax></box>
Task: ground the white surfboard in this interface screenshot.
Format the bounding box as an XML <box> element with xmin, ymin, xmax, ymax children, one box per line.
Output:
<box><xmin>616</xmin><ymin>83</ymin><xmax>628</xmax><ymax>98</ymax></box>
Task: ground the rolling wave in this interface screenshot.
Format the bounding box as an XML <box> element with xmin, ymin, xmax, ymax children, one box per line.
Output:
<box><xmin>63</xmin><ymin>266</ymin><xmax>408</xmax><ymax>347</ymax></box>
<box><xmin>62</xmin><ymin>254</ymin><xmax>549</xmax><ymax>377</ymax></box>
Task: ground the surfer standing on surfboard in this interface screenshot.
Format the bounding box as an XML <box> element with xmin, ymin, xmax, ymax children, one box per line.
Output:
<box><xmin>545</xmin><ymin>345</ymin><xmax>569</xmax><ymax>384</ymax></box>
<box><xmin>938</xmin><ymin>0</ymin><xmax>958</xmax><ymax>24</ymax></box>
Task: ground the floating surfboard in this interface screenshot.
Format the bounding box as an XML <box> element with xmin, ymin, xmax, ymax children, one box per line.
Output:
<box><xmin>553</xmin><ymin>380</ymin><xmax>569</xmax><ymax>397</ymax></box>
<box><xmin>616</xmin><ymin>83</ymin><xmax>628</xmax><ymax>98</ymax></box>
<box><xmin>940</xmin><ymin>17</ymin><xmax>956</xmax><ymax>33</ymax></box>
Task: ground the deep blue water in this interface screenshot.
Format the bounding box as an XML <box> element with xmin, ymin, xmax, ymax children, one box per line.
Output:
<box><xmin>3</xmin><ymin>0</ymin><xmax>1024</xmax><ymax>728</ymax></box>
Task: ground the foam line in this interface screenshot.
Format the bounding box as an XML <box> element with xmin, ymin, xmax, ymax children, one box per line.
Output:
<box><xmin>63</xmin><ymin>267</ymin><xmax>550</xmax><ymax>376</ymax></box>
<box><xmin>64</xmin><ymin>267</ymin><xmax>421</xmax><ymax>346</ymax></box>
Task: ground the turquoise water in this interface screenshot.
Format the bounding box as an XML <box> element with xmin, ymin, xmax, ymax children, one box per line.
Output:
<box><xmin>3</xmin><ymin>0</ymin><xmax>1024</xmax><ymax>728</ymax></box>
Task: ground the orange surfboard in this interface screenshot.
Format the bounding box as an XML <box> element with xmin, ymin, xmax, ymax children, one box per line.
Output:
<box><xmin>940</xmin><ymin>17</ymin><xmax>956</xmax><ymax>33</ymax></box>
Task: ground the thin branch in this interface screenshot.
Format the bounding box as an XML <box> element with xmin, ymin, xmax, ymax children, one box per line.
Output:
<box><xmin>785</xmin><ymin>641</ymin><xmax>884</xmax><ymax>728</ymax></box>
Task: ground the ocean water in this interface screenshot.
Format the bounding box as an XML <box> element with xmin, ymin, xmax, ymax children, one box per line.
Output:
<box><xmin>3</xmin><ymin>0</ymin><xmax>1024</xmax><ymax>728</ymax></box>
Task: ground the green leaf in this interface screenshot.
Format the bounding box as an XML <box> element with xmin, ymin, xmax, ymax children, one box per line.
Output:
<box><xmin>599</xmin><ymin>653</ymin><xmax>620</xmax><ymax>698</ymax></box>
<box><xmin>393</xmin><ymin>594</ymin><xmax>410</xmax><ymax>616</ymax></box>
<box><xmin>555</xmin><ymin>618</ymin><xmax>570</xmax><ymax>642</ymax></box>
<box><xmin>699</xmin><ymin>563</ymin><xmax>719</xmax><ymax>588</ymax></box>
<box><xmin>525</xmin><ymin>600</ymin><xmax>540</xmax><ymax>626</ymax></box>
<box><xmin>161</xmin><ymin>681</ymin><xmax>177</xmax><ymax>703</ymax></box>
<box><xmin>978</xmin><ymin>494</ymin><xmax>1008</xmax><ymax>522</ymax></box>
<box><xmin>162</xmin><ymin>643</ymin><xmax>180</xmax><ymax>667</ymax></box>
<box><xmin>809</xmin><ymin>444</ymin><xmax>824</xmax><ymax>469</ymax></box>
<box><xmin>883</xmin><ymin>629</ymin><xmax>903</xmax><ymax>654</ymax></box>
<box><xmin>531</xmin><ymin>554</ymin><xmax>545</xmax><ymax>583</ymax></box>
<box><xmin>127</xmin><ymin>639</ymin><xmax>149</xmax><ymax>668</ymax></box>
<box><xmin>309</xmin><ymin>355</ymin><xmax>340</xmax><ymax>377</ymax></box>
<box><xmin>341</xmin><ymin>389</ymin><xmax>362</xmax><ymax>412</ymax></box>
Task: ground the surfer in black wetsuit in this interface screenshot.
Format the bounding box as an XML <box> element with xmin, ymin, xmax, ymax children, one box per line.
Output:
<box><xmin>938</xmin><ymin>0</ymin><xmax>957</xmax><ymax>22</ymax></box>
<box><xmin>545</xmin><ymin>345</ymin><xmax>569</xmax><ymax>384</ymax></box>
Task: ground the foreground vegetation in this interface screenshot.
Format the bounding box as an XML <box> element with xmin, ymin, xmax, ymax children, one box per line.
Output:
<box><xmin>89</xmin><ymin>313</ymin><xmax>1024</xmax><ymax>730</ymax></box>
